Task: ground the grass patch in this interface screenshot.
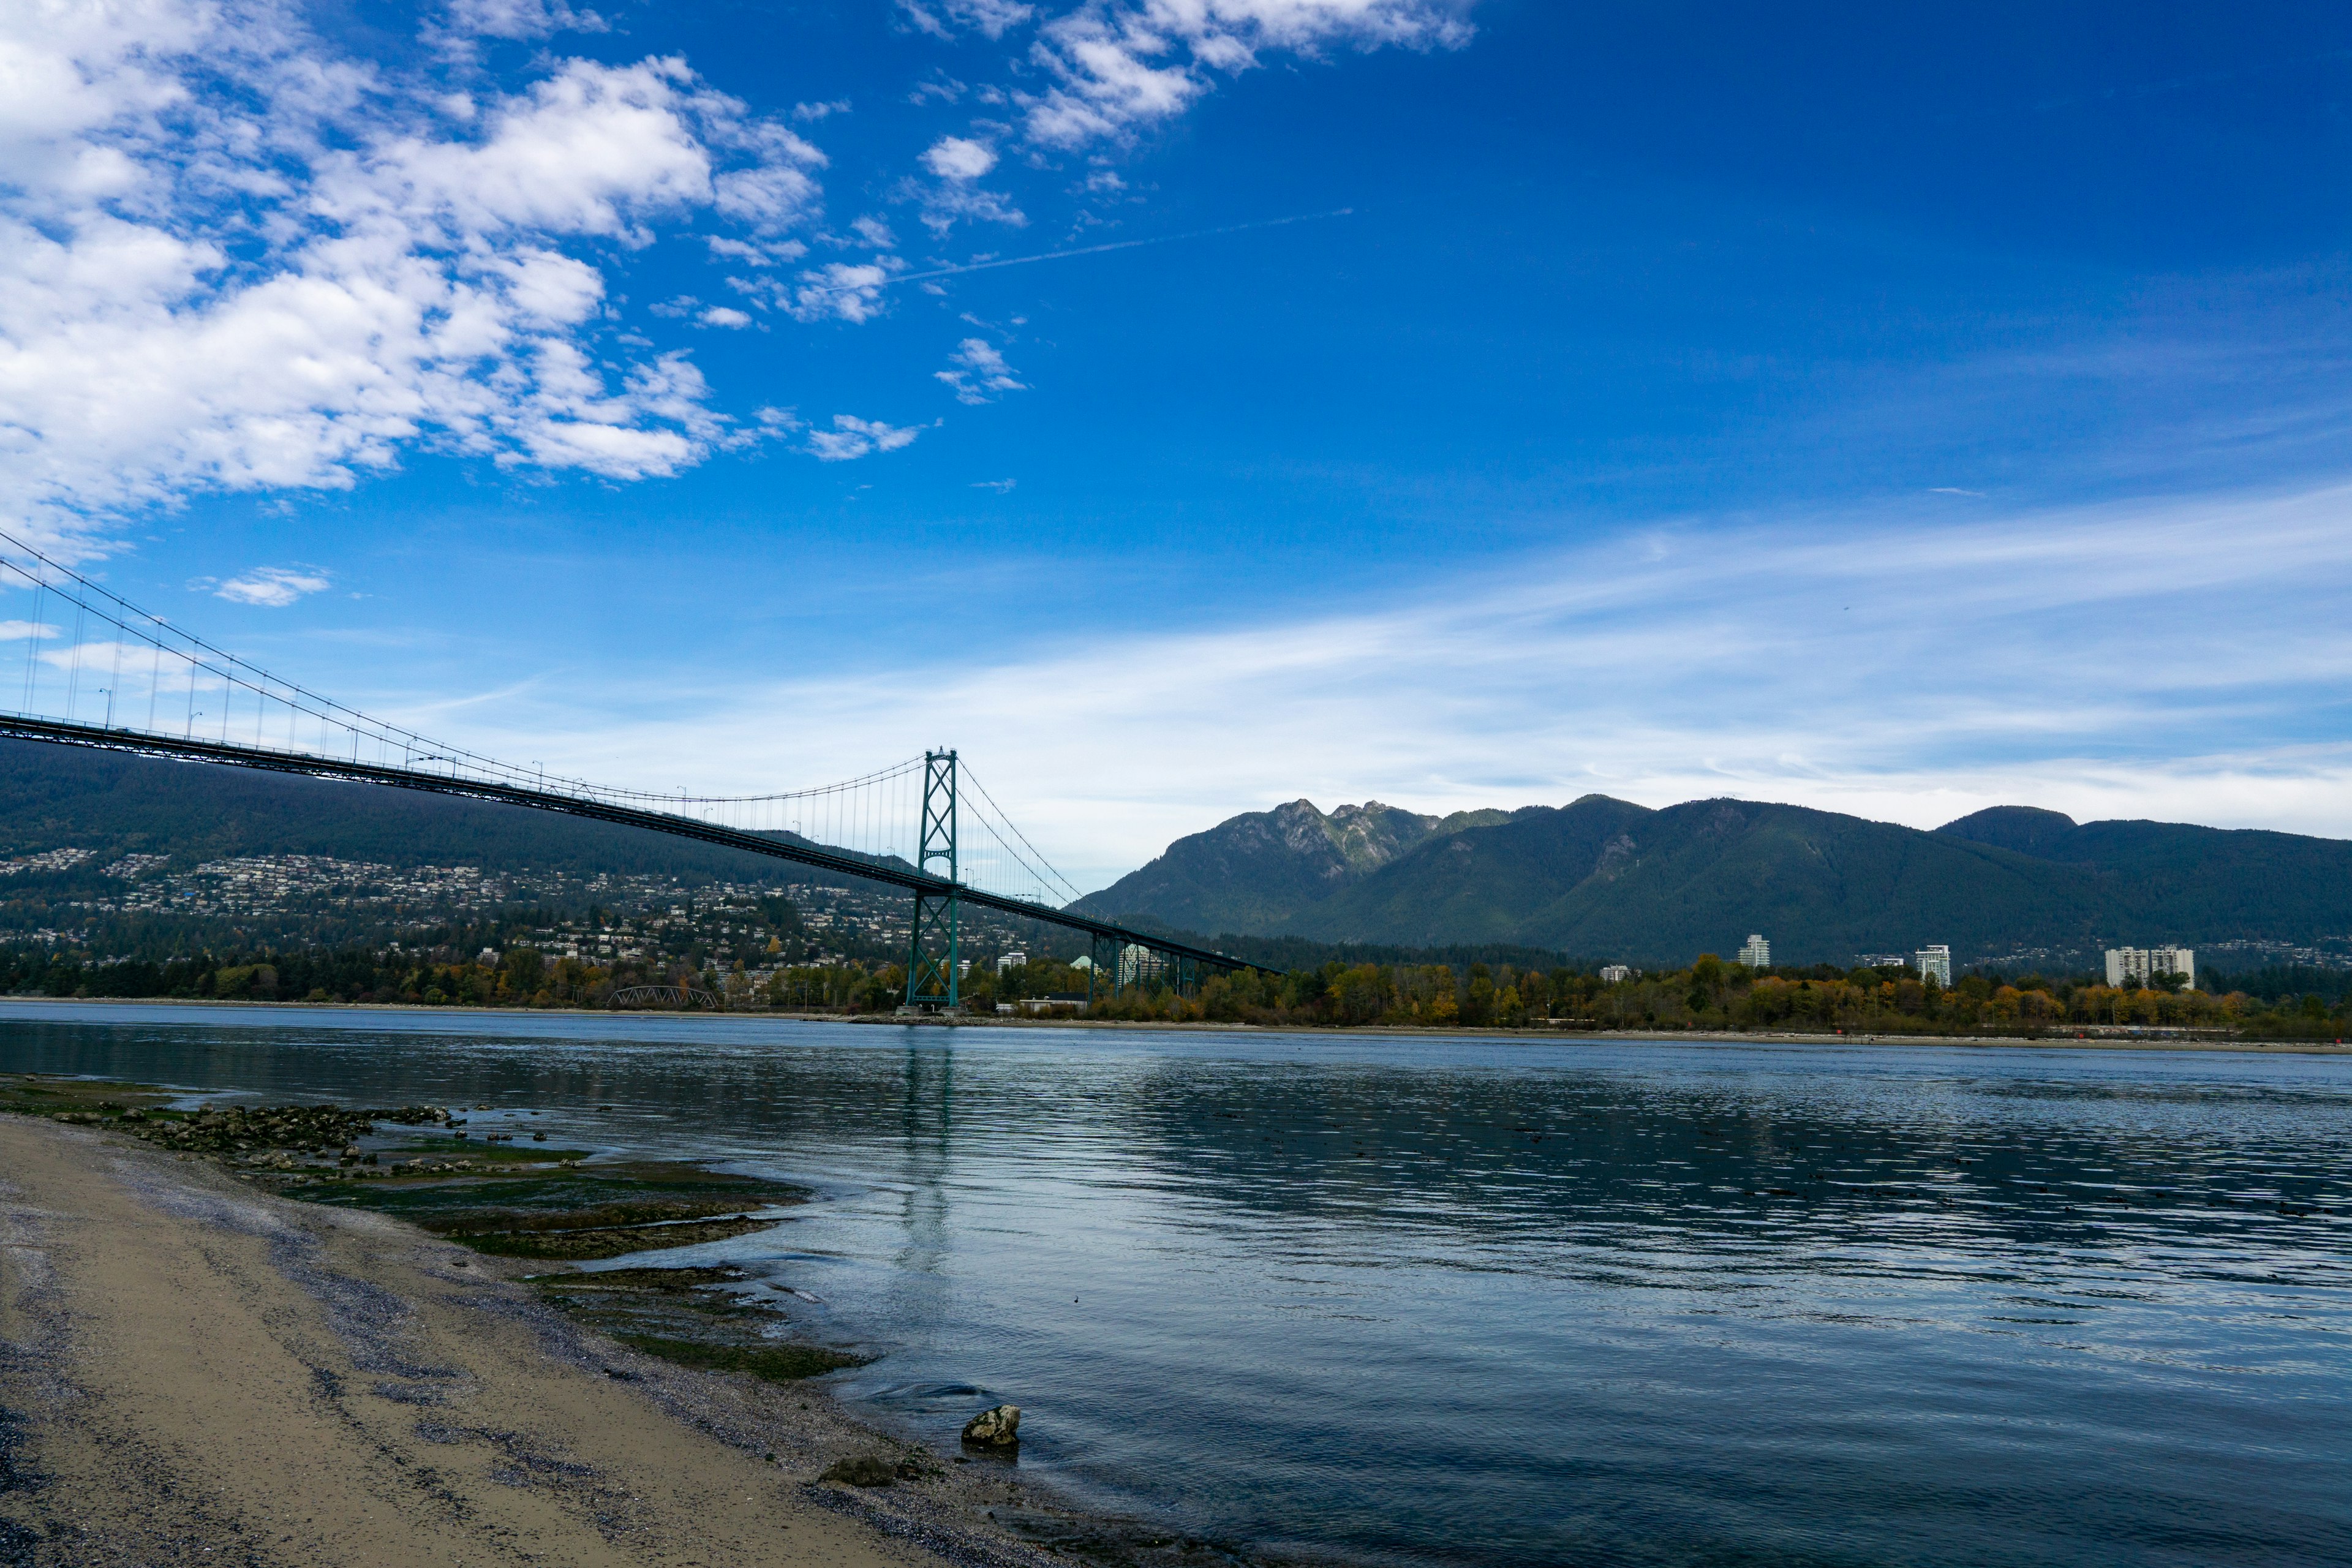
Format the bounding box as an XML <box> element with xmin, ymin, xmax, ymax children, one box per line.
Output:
<box><xmin>0</xmin><ymin>1075</ymin><xmax>176</xmax><ymax>1118</ymax></box>
<box><xmin>615</xmin><ymin>1333</ymin><xmax>868</xmax><ymax>1382</ymax></box>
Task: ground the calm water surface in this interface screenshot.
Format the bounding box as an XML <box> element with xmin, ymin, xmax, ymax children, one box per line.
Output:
<box><xmin>3</xmin><ymin>1002</ymin><xmax>2348</xmax><ymax>1567</ymax></box>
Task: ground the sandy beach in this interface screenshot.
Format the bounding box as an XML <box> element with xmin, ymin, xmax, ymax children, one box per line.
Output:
<box><xmin>0</xmin><ymin>1114</ymin><xmax>1086</xmax><ymax>1567</ymax></box>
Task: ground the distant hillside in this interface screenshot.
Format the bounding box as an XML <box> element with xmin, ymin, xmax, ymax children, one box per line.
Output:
<box><xmin>0</xmin><ymin>739</ymin><xmax>862</xmax><ymax>887</ymax></box>
<box><xmin>1070</xmin><ymin>798</ymin><xmax>1518</xmax><ymax>932</ymax></box>
<box><xmin>1077</xmin><ymin>793</ymin><xmax>2352</xmax><ymax>967</ymax></box>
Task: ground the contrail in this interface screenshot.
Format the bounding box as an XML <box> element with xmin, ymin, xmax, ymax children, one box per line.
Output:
<box><xmin>810</xmin><ymin>207</ymin><xmax>1358</xmax><ymax>294</ymax></box>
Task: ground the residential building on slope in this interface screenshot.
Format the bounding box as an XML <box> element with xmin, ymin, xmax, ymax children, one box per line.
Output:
<box><xmin>1738</xmin><ymin>934</ymin><xmax>1771</xmax><ymax>969</ymax></box>
<box><xmin>1915</xmin><ymin>944</ymin><xmax>1953</xmax><ymax>987</ymax></box>
<box><xmin>2106</xmin><ymin>946</ymin><xmax>2195</xmax><ymax>989</ymax></box>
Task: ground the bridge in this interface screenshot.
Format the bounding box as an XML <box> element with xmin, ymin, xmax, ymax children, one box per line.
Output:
<box><xmin>0</xmin><ymin>530</ymin><xmax>1275</xmax><ymax>1009</ymax></box>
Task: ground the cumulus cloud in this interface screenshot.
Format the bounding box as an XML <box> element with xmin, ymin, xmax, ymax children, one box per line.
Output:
<box><xmin>1020</xmin><ymin>0</ymin><xmax>1477</xmax><ymax>146</ymax></box>
<box><xmin>807</xmin><ymin>416</ymin><xmax>924</xmax><ymax>461</ymax></box>
<box><xmin>205</xmin><ymin>565</ymin><xmax>334</xmax><ymax>606</ymax></box>
<box><xmin>783</xmin><ymin>262</ymin><xmax>899</xmax><ymax>323</ymax></box>
<box><xmin>905</xmin><ymin>136</ymin><xmax>1025</xmax><ymax>234</ymax></box>
<box><xmin>923</xmin><ymin>135</ymin><xmax>1000</xmax><ymax>181</ymax></box>
<box><xmin>936</xmin><ymin>338</ymin><xmax>1026</xmax><ymax>404</ymax></box>
<box><xmin>0</xmin><ymin>1</ymin><xmax>831</xmax><ymax>550</ymax></box>
<box><xmin>699</xmin><ymin>306</ymin><xmax>753</xmax><ymax>328</ymax></box>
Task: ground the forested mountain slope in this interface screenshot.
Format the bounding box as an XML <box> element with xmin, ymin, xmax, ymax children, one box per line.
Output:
<box><xmin>1080</xmin><ymin>793</ymin><xmax>2352</xmax><ymax>967</ymax></box>
<box><xmin>0</xmin><ymin>740</ymin><xmax>851</xmax><ymax>885</ymax></box>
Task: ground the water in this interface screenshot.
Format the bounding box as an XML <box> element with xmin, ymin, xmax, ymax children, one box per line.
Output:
<box><xmin>3</xmin><ymin>1001</ymin><xmax>2347</xmax><ymax>1567</ymax></box>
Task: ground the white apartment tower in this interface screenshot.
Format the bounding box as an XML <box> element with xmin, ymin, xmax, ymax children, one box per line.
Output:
<box><xmin>1915</xmin><ymin>944</ymin><xmax>1953</xmax><ymax>987</ymax></box>
<box><xmin>2106</xmin><ymin>947</ymin><xmax>2195</xmax><ymax>989</ymax></box>
<box><xmin>1738</xmin><ymin>934</ymin><xmax>1771</xmax><ymax>969</ymax></box>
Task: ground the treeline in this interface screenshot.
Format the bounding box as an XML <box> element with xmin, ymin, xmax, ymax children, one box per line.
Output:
<box><xmin>1005</xmin><ymin>954</ymin><xmax>2352</xmax><ymax>1039</ymax></box>
<box><xmin>7</xmin><ymin>944</ymin><xmax>2352</xmax><ymax>1041</ymax></box>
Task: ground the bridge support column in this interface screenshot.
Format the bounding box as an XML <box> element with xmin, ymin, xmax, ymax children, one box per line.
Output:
<box><xmin>905</xmin><ymin>749</ymin><xmax>960</xmax><ymax>1012</ymax></box>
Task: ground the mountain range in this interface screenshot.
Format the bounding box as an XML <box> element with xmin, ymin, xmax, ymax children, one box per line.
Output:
<box><xmin>12</xmin><ymin>739</ymin><xmax>2350</xmax><ymax>971</ymax></box>
<box><xmin>1072</xmin><ymin>795</ymin><xmax>2352</xmax><ymax>967</ymax></box>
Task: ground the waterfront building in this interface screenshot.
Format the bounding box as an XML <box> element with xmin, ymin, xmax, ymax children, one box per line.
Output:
<box><xmin>1915</xmin><ymin>944</ymin><xmax>1952</xmax><ymax>986</ymax></box>
<box><xmin>2105</xmin><ymin>946</ymin><xmax>2195</xmax><ymax>989</ymax></box>
<box><xmin>1738</xmin><ymin>934</ymin><xmax>1771</xmax><ymax>969</ymax></box>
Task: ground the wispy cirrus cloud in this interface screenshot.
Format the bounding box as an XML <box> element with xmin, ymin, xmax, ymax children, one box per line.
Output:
<box><xmin>435</xmin><ymin>480</ymin><xmax>2352</xmax><ymax>888</ymax></box>
<box><xmin>936</xmin><ymin>338</ymin><xmax>1026</xmax><ymax>403</ymax></box>
<box><xmin>197</xmin><ymin>566</ymin><xmax>335</xmax><ymax>606</ymax></box>
<box><xmin>1019</xmin><ymin>1</ymin><xmax>1478</xmax><ymax>147</ymax></box>
<box><xmin>806</xmin><ymin>415</ymin><xmax>925</xmax><ymax>461</ymax></box>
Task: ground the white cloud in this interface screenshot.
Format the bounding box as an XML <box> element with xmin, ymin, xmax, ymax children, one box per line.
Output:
<box><xmin>907</xmin><ymin>136</ymin><xmax>1023</xmax><ymax>235</ymax></box>
<box><xmin>0</xmin><ymin>621</ymin><xmax>61</xmax><ymax>641</ymax></box>
<box><xmin>0</xmin><ymin>2</ymin><xmax>834</xmax><ymax>549</ymax></box>
<box><xmin>437</xmin><ymin>0</ymin><xmax>607</xmax><ymax>42</ymax></box>
<box><xmin>209</xmin><ymin>565</ymin><xmax>333</xmax><ymax>606</ymax></box>
<box><xmin>785</xmin><ymin>262</ymin><xmax>897</xmax><ymax>323</ymax></box>
<box><xmin>792</xmin><ymin>99</ymin><xmax>851</xmax><ymax>121</ymax></box>
<box><xmin>971</xmin><ymin>477</ymin><xmax>1016</xmax><ymax>492</ymax></box>
<box><xmin>699</xmin><ymin>306</ymin><xmax>753</xmax><ymax>328</ymax></box>
<box><xmin>806</xmin><ymin>415</ymin><xmax>924</xmax><ymax>461</ymax></box>
<box><xmin>900</xmin><ymin>0</ymin><xmax>1038</xmax><ymax>39</ymax></box>
<box><xmin>1020</xmin><ymin>0</ymin><xmax>1477</xmax><ymax>146</ymax></box>
<box><xmin>936</xmin><ymin>337</ymin><xmax>1026</xmax><ymax>403</ymax></box>
<box><xmin>911</xmin><ymin>181</ymin><xmax>1028</xmax><ymax>236</ymax></box>
<box><xmin>923</xmin><ymin>135</ymin><xmax>999</xmax><ymax>181</ymax></box>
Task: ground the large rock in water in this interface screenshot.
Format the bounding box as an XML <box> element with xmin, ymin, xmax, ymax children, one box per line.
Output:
<box><xmin>962</xmin><ymin>1404</ymin><xmax>1020</xmax><ymax>1447</ymax></box>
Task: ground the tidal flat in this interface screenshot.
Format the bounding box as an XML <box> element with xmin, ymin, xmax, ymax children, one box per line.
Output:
<box><xmin>0</xmin><ymin>1077</ymin><xmax>1203</xmax><ymax>1568</ymax></box>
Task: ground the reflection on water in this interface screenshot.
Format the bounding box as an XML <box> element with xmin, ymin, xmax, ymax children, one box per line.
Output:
<box><xmin>3</xmin><ymin>1003</ymin><xmax>2348</xmax><ymax>1568</ymax></box>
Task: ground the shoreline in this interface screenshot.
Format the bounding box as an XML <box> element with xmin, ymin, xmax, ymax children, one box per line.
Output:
<box><xmin>1</xmin><ymin>991</ymin><xmax>2344</xmax><ymax>1054</ymax></box>
<box><xmin>0</xmin><ymin>1107</ymin><xmax>1202</xmax><ymax>1568</ymax></box>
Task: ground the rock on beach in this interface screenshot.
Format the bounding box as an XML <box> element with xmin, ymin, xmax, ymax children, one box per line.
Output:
<box><xmin>962</xmin><ymin>1403</ymin><xmax>1020</xmax><ymax>1447</ymax></box>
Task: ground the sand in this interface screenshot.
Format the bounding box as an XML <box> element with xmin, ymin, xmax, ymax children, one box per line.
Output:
<box><xmin>0</xmin><ymin>1115</ymin><xmax>1066</xmax><ymax>1567</ymax></box>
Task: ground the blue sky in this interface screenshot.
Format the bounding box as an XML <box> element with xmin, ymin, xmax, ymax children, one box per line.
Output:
<box><xmin>6</xmin><ymin>1</ymin><xmax>2352</xmax><ymax>887</ymax></box>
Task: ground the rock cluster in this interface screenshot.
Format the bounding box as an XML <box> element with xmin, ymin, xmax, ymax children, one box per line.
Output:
<box><xmin>961</xmin><ymin>1404</ymin><xmax>1021</xmax><ymax>1447</ymax></box>
<box><xmin>124</xmin><ymin>1103</ymin><xmax>379</xmax><ymax>1156</ymax></box>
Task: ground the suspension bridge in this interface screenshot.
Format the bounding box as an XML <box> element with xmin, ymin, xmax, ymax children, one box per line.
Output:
<box><xmin>0</xmin><ymin>531</ymin><xmax>1275</xmax><ymax>1011</ymax></box>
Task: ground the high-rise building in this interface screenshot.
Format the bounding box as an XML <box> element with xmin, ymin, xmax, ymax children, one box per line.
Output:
<box><xmin>1915</xmin><ymin>944</ymin><xmax>1952</xmax><ymax>987</ymax></box>
<box><xmin>996</xmin><ymin>950</ymin><xmax>1028</xmax><ymax>974</ymax></box>
<box><xmin>1600</xmin><ymin>964</ymin><xmax>1635</xmax><ymax>983</ymax></box>
<box><xmin>1738</xmin><ymin>934</ymin><xmax>1771</xmax><ymax>969</ymax></box>
<box><xmin>2105</xmin><ymin>947</ymin><xmax>2195</xmax><ymax>989</ymax></box>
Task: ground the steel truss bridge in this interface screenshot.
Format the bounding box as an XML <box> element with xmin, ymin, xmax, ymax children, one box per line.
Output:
<box><xmin>0</xmin><ymin>532</ymin><xmax>1273</xmax><ymax>1010</ymax></box>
